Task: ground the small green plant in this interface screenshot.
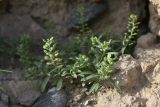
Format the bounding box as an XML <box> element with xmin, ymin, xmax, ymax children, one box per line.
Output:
<box><xmin>17</xmin><ymin>34</ymin><xmax>33</xmax><ymax>65</ymax></box>
<box><xmin>121</xmin><ymin>14</ymin><xmax>140</xmax><ymax>54</ymax></box>
<box><xmin>41</xmin><ymin>35</ymin><xmax>118</xmax><ymax>93</ymax></box>
<box><xmin>23</xmin><ymin>13</ymin><xmax>140</xmax><ymax>94</ymax></box>
<box><xmin>43</xmin><ymin>37</ymin><xmax>64</xmax><ymax>91</ymax></box>
<box><xmin>81</xmin><ymin>36</ymin><xmax>118</xmax><ymax>93</ymax></box>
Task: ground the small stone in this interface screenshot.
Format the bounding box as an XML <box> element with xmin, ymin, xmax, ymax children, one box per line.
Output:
<box><xmin>33</xmin><ymin>88</ymin><xmax>67</xmax><ymax>107</ymax></box>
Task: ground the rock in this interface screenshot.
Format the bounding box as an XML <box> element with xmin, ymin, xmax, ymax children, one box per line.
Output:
<box><xmin>9</xmin><ymin>0</ymin><xmax>68</xmax><ymax>36</ymax></box>
<box><xmin>2</xmin><ymin>80</ymin><xmax>41</xmax><ymax>106</ymax></box>
<box><xmin>0</xmin><ymin>14</ymin><xmax>48</xmax><ymax>53</ymax></box>
<box><xmin>33</xmin><ymin>88</ymin><xmax>67</xmax><ymax>107</ymax></box>
<box><xmin>139</xmin><ymin>84</ymin><xmax>160</xmax><ymax>107</ymax></box>
<box><xmin>95</xmin><ymin>89</ymin><xmax>147</xmax><ymax>107</ymax></box>
<box><xmin>9</xmin><ymin>0</ymin><xmax>149</xmax><ymax>37</ymax></box>
<box><xmin>94</xmin><ymin>84</ymin><xmax>160</xmax><ymax>107</ymax></box>
<box><xmin>146</xmin><ymin>62</ymin><xmax>160</xmax><ymax>84</ymax></box>
<box><xmin>136</xmin><ymin>33</ymin><xmax>156</xmax><ymax>49</ymax></box>
<box><xmin>140</xmin><ymin>58</ymin><xmax>159</xmax><ymax>73</ymax></box>
<box><xmin>92</xmin><ymin>0</ymin><xmax>149</xmax><ymax>37</ymax></box>
<box><xmin>0</xmin><ymin>93</ymin><xmax>9</xmax><ymax>104</ymax></box>
<box><xmin>0</xmin><ymin>101</ymin><xmax>8</xmax><ymax>107</ymax></box>
<box><xmin>149</xmin><ymin>0</ymin><xmax>160</xmax><ymax>36</ymax></box>
<box><xmin>134</xmin><ymin>47</ymin><xmax>160</xmax><ymax>59</ymax></box>
<box><xmin>115</xmin><ymin>55</ymin><xmax>145</xmax><ymax>89</ymax></box>
<box><xmin>134</xmin><ymin>47</ymin><xmax>160</xmax><ymax>83</ymax></box>
<box><xmin>66</xmin><ymin>3</ymin><xmax>107</xmax><ymax>31</ymax></box>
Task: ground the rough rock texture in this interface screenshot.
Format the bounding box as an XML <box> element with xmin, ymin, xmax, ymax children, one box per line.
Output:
<box><xmin>115</xmin><ymin>55</ymin><xmax>145</xmax><ymax>89</ymax></box>
<box><xmin>94</xmin><ymin>84</ymin><xmax>160</xmax><ymax>107</ymax></box>
<box><xmin>1</xmin><ymin>80</ymin><xmax>41</xmax><ymax>106</ymax></box>
<box><xmin>149</xmin><ymin>0</ymin><xmax>160</xmax><ymax>36</ymax></box>
<box><xmin>33</xmin><ymin>88</ymin><xmax>67</xmax><ymax>107</ymax></box>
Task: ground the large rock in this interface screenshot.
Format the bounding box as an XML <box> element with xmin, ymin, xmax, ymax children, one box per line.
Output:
<box><xmin>0</xmin><ymin>14</ymin><xmax>48</xmax><ymax>51</ymax></box>
<box><xmin>33</xmin><ymin>88</ymin><xmax>67</xmax><ymax>107</ymax></box>
<box><xmin>9</xmin><ymin>0</ymin><xmax>69</xmax><ymax>36</ymax></box>
<box><xmin>8</xmin><ymin>0</ymin><xmax>149</xmax><ymax>37</ymax></box>
<box><xmin>2</xmin><ymin>80</ymin><xmax>41</xmax><ymax>106</ymax></box>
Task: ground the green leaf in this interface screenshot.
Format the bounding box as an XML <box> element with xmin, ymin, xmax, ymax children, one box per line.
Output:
<box><xmin>57</xmin><ymin>79</ymin><xmax>63</xmax><ymax>90</ymax></box>
<box><xmin>85</xmin><ymin>74</ymin><xmax>98</xmax><ymax>81</ymax></box>
<box><xmin>89</xmin><ymin>82</ymin><xmax>100</xmax><ymax>93</ymax></box>
<box><xmin>41</xmin><ymin>76</ymin><xmax>50</xmax><ymax>92</ymax></box>
<box><xmin>79</xmin><ymin>71</ymin><xmax>92</xmax><ymax>75</ymax></box>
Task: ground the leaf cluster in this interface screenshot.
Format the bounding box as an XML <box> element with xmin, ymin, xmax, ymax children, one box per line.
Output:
<box><xmin>22</xmin><ymin>13</ymin><xmax>140</xmax><ymax>93</ymax></box>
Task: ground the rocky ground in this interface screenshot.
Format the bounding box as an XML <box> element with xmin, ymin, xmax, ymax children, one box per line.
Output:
<box><xmin>1</xmin><ymin>0</ymin><xmax>160</xmax><ymax>107</ymax></box>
